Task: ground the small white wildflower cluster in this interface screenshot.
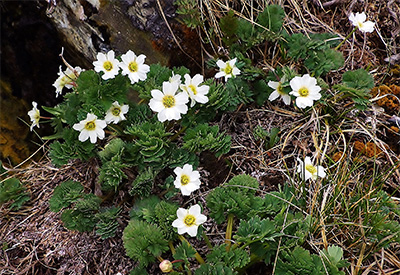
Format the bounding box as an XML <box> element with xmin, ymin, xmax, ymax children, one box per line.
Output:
<box><xmin>149</xmin><ymin>73</ymin><xmax>210</xmax><ymax>122</ymax></box>
<box><xmin>93</xmin><ymin>50</ymin><xmax>150</xmax><ymax>83</ymax></box>
<box><xmin>296</xmin><ymin>156</ymin><xmax>326</xmax><ymax>181</ymax></box>
<box><xmin>171</xmin><ymin>163</ymin><xmax>207</xmax><ymax>238</ymax></box>
<box><xmin>149</xmin><ymin>57</ymin><xmax>242</xmax><ymax>123</ymax></box>
<box><xmin>72</xmin><ymin>100</ymin><xmax>129</xmax><ymax>143</ymax></box>
<box><xmin>267</xmin><ymin>74</ymin><xmax>322</xmax><ymax>109</ymax></box>
<box><xmin>53</xmin><ymin>66</ymin><xmax>83</xmax><ymax>98</ymax></box>
<box><xmin>67</xmin><ymin>50</ymin><xmax>151</xmax><ymax>142</ymax></box>
<box><xmin>349</xmin><ymin>12</ymin><xmax>375</xmax><ymax>33</ymax></box>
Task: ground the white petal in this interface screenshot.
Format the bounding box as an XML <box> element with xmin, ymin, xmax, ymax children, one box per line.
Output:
<box><xmin>268</xmin><ymin>81</ymin><xmax>279</xmax><ymax>89</ymax></box>
<box><xmin>196</xmin><ymin>214</ymin><xmax>207</xmax><ymax>224</ymax></box>
<box><xmin>268</xmin><ymin>91</ymin><xmax>280</xmax><ymax>101</ymax></box>
<box><xmin>216</xmin><ymin>60</ymin><xmax>226</xmax><ymax>69</ymax></box>
<box><xmin>189</xmin><ymin>204</ymin><xmax>201</xmax><ymax>216</ymax></box>
<box><xmin>186</xmin><ymin>225</ymin><xmax>199</xmax><ymax>237</ymax></box>
<box><xmin>176</xmin><ymin>208</ymin><xmax>187</xmax><ymax>220</ymax></box>
<box><xmin>79</xmin><ymin>130</ymin><xmax>89</xmax><ymax>142</ymax></box>
<box><xmin>282</xmin><ymin>94</ymin><xmax>291</xmax><ymax>105</ymax></box>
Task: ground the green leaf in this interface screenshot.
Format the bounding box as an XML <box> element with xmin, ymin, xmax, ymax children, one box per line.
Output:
<box><xmin>342</xmin><ymin>69</ymin><xmax>374</xmax><ymax>91</ymax></box>
<box><xmin>257</xmin><ymin>5</ymin><xmax>285</xmax><ymax>33</ymax></box>
<box><xmin>49</xmin><ymin>180</ymin><xmax>84</xmax><ymax>212</ymax></box>
<box><xmin>0</xmin><ymin>177</ymin><xmax>30</xmax><ymax>210</ymax></box>
<box><xmin>183</xmin><ymin>123</ymin><xmax>231</xmax><ymax>158</ymax></box>
<box><xmin>123</xmin><ymin>219</ymin><xmax>168</xmax><ymax>267</ymax></box>
<box><xmin>95</xmin><ymin>207</ymin><xmax>121</xmax><ymax>239</ymax></box>
<box><xmin>195</xmin><ymin>263</ymin><xmax>237</xmax><ymax>275</ymax></box>
<box><xmin>206</xmin><ymin>244</ymin><xmax>250</xmax><ymax>269</ymax></box>
<box><xmin>173</xmin><ymin>240</ymin><xmax>197</xmax><ymax>261</ymax></box>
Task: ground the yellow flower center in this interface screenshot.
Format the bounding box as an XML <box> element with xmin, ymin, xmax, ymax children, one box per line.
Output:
<box><xmin>111</xmin><ymin>107</ymin><xmax>121</xmax><ymax>116</ymax></box>
<box><xmin>184</xmin><ymin>214</ymin><xmax>196</xmax><ymax>226</ymax></box>
<box><xmin>305</xmin><ymin>164</ymin><xmax>317</xmax><ymax>174</ymax></box>
<box><xmin>128</xmin><ymin>61</ymin><xmax>138</xmax><ymax>73</ymax></box>
<box><xmin>188</xmin><ymin>84</ymin><xmax>197</xmax><ymax>95</ymax></box>
<box><xmin>298</xmin><ymin>87</ymin><xmax>309</xmax><ymax>97</ymax></box>
<box><xmin>84</xmin><ymin>121</ymin><xmax>96</xmax><ymax>131</ymax></box>
<box><xmin>224</xmin><ymin>64</ymin><xmax>233</xmax><ymax>75</ymax></box>
<box><xmin>103</xmin><ymin>61</ymin><xmax>113</xmax><ymax>71</ymax></box>
<box><xmin>277</xmin><ymin>83</ymin><xmax>284</xmax><ymax>95</ymax></box>
<box><xmin>162</xmin><ymin>95</ymin><xmax>176</xmax><ymax>108</ymax></box>
<box><xmin>181</xmin><ymin>174</ymin><xmax>190</xmax><ymax>186</ymax></box>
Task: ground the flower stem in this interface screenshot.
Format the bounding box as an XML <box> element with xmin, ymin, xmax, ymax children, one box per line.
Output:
<box><xmin>335</xmin><ymin>27</ymin><xmax>357</xmax><ymax>50</ymax></box>
<box><xmin>178</xmin><ymin>235</ymin><xmax>205</xmax><ymax>264</ymax></box>
<box><xmin>225</xmin><ymin>213</ymin><xmax>235</xmax><ymax>251</ymax></box>
<box><xmin>168</xmin><ymin>241</ymin><xmax>176</xmax><ymax>254</ymax></box>
<box><xmin>202</xmin><ymin>232</ymin><xmax>213</xmax><ymax>249</ymax></box>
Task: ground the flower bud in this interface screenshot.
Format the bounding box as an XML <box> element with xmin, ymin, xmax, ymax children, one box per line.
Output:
<box><xmin>159</xmin><ymin>260</ymin><xmax>173</xmax><ymax>273</ymax></box>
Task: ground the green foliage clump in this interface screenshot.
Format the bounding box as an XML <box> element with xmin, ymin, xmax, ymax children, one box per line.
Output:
<box><xmin>123</xmin><ymin>219</ymin><xmax>169</xmax><ymax>267</ymax></box>
<box><xmin>95</xmin><ymin>206</ymin><xmax>121</xmax><ymax>239</ymax></box>
<box><xmin>174</xmin><ymin>0</ymin><xmax>202</xmax><ymax>28</ymax></box>
<box><xmin>275</xmin><ymin>245</ymin><xmax>348</xmax><ymax>275</ymax></box>
<box><xmin>334</xmin><ymin>69</ymin><xmax>374</xmax><ymax>110</ymax></box>
<box><xmin>206</xmin><ymin>174</ymin><xmax>261</xmax><ymax>224</ymax></box>
<box><xmin>49</xmin><ymin>180</ymin><xmax>84</xmax><ymax>212</ymax></box>
<box><xmin>49</xmin><ymin>129</ymin><xmax>96</xmax><ymax>167</ymax></box>
<box><xmin>206</xmin><ymin>244</ymin><xmax>250</xmax><ymax>270</ymax></box>
<box><xmin>154</xmin><ymin>200</ymin><xmax>179</xmax><ymax>241</ymax></box>
<box><xmin>183</xmin><ymin>123</ymin><xmax>231</xmax><ymax>158</ymax></box>
<box><xmin>284</xmin><ymin>33</ymin><xmax>343</xmax><ymax>76</ymax></box>
<box><xmin>99</xmin><ymin>160</ymin><xmax>128</xmax><ymax>191</ymax></box>
<box><xmin>194</xmin><ymin>263</ymin><xmax>237</xmax><ymax>275</ymax></box>
<box><xmin>60</xmin><ymin>194</ymin><xmax>101</xmax><ymax>232</ymax></box>
<box><xmin>0</xmin><ymin>177</ymin><xmax>30</xmax><ymax>210</ymax></box>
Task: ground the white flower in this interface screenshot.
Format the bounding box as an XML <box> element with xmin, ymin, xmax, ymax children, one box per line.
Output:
<box><xmin>297</xmin><ymin>156</ymin><xmax>326</xmax><ymax>181</ymax></box>
<box><xmin>119</xmin><ymin>50</ymin><xmax>150</xmax><ymax>84</ymax></box>
<box><xmin>105</xmin><ymin>101</ymin><xmax>129</xmax><ymax>124</ymax></box>
<box><xmin>172</xmin><ymin>205</ymin><xmax>207</xmax><ymax>237</ymax></box>
<box><xmin>149</xmin><ymin>81</ymin><xmax>189</xmax><ymax>122</ymax></box>
<box><xmin>28</xmin><ymin>101</ymin><xmax>40</xmax><ymax>131</ymax></box>
<box><xmin>53</xmin><ymin>66</ymin><xmax>82</xmax><ymax>97</ymax></box>
<box><xmin>180</xmin><ymin>74</ymin><xmax>209</xmax><ymax>107</ymax></box>
<box><xmin>93</xmin><ymin>50</ymin><xmax>120</xmax><ymax>80</ymax></box>
<box><xmin>215</xmin><ymin>58</ymin><xmax>240</xmax><ymax>81</ymax></box>
<box><xmin>169</xmin><ymin>72</ymin><xmax>182</xmax><ymax>85</ymax></box>
<box><xmin>173</xmin><ymin>164</ymin><xmax>201</xmax><ymax>196</ymax></box>
<box><xmin>268</xmin><ymin>76</ymin><xmax>291</xmax><ymax>105</ymax></box>
<box><xmin>73</xmin><ymin>113</ymin><xmax>107</xmax><ymax>143</ymax></box>
<box><xmin>349</xmin><ymin>12</ymin><xmax>375</xmax><ymax>33</ymax></box>
<box><xmin>289</xmin><ymin>74</ymin><xmax>322</xmax><ymax>108</ymax></box>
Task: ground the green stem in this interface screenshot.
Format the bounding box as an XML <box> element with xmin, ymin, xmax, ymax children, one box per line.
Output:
<box><xmin>202</xmin><ymin>232</ymin><xmax>213</xmax><ymax>249</ymax></box>
<box><xmin>178</xmin><ymin>235</ymin><xmax>205</xmax><ymax>264</ymax></box>
<box><xmin>335</xmin><ymin>27</ymin><xmax>357</xmax><ymax>50</ymax></box>
<box><xmin>225</xmin><ymin>214</ymin><xmax>235</xmax><ymax>251</ymax></box>
<box><xmin>168</xmin><ymin>241</ymin><xmax>176</xmax><ymax>254</ymax></box>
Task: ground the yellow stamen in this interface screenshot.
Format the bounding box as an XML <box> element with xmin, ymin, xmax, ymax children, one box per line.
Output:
<box><xmin>188</xmin><ymin>84</ymin><xmax>197</xmax><ymax>95</ymax></box>
<box><xmin>181</xmin><ymin>174</ymin><xmax>190</xmax><ymax>185</ymax></box>
<box><xmin>184</xmin><ymin>214</ymin><xmax>196</xmax><ymax>226</ymax></box>
<box><xmin>305</xmin><ymin>164</ymin><xmax>317</xmax><ymax>174</ymax></box>
<box><xmin>85</xmin><ymin>121</ymin><xmax>96</xmax><ymax>130</ymax></box>
<box><xmin>162</xmin><ymin>95</ymin><xmax>175</xmax><ymax>108</ymax></box>
<box><xmin>224</xmin><ymin>64</ymin><xmax>233</xmax><ymax>75</ymax></box>
<box><xmin>103</xmin><ymin>61</ymin><xmax>113</xmax><ymax>71</ymax></box>
<box><xmin>298</xmin><ymin>87</ymin><xmax>309</xmax><ymax>97</ymax></box>
<box><xmin>128</xmin><ymin>61</ymin><xmax>138</xmax><ymax>72</ymax></box>
<box><xmin>111</xmin><ymin>107</ymin><xmax>121</xmax><ymax>116</ymax></box>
